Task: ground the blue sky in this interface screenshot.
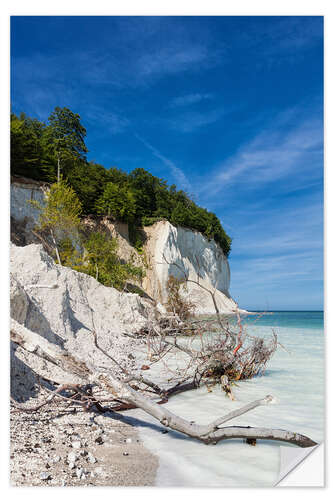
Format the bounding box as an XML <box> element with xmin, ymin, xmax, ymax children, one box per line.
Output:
<box><xmin>10</xmin><ymin>16</ymin><xmax>323</xmax><ymax>310</ymax></box>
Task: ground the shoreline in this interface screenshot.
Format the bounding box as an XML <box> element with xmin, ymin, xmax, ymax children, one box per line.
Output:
<box><xmin>10</xmin><ymin>393</ymin><xmax>158</xmax><ymax>487</ymax></box>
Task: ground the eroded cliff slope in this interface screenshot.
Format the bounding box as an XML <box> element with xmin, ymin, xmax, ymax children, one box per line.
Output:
<box><xmin>10</xmin><ymin>242</ymin><xmax>155</xmax><ymax>401</ymax></box>
<box><xmin>10</xmin><ymin>178</ymin><xmax>238</xmax><ymax>314</ymax></box>
<box><xmin>143</xmin><ymin>221</ymin><xmax>238</xmax><ymax>314</ymax></box>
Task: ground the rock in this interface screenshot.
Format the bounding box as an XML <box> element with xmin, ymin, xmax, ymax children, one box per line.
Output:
<box><xmin>67</xmin><ymin>452</ymin><xmax>77</xmax><ymax>463</ymax></box>
<box><xmin>40</xmin><ymin>472</ymin><xmax>51</xmax><ymax>481</ymax></box>
<box><xmin>123</xmin><ymin>452</ymin><xmax>129</xmax><ymax>456</ymax></box>
<box><xmin>95</xmin><ymin>436</ymin><xmax>104</xmax><ymax>445</ymax></box>
<box><xmin>125</xmin><ymin>438</ymin><xmax>132</xmax><ymax>443</ymax></box>
<box><xmin>76</xmin><ymin>468</ymin><xmax>83</xmax><ymax>479</ymax></box>
<box><xmin>87</xmin><ymin>452</ymin><xmax>97</xmax><ymax>464</ymax></box>
<box><xmin>72</xmin><ymin>441</ymin><xmax>81</xmax><ymax>449</ymax></box>
<box><xmin>53</xmin><ymin>455</ymin><xmax>61</xmax><ymax>463</ymax></box>
<box><xmin>68</xmin><ymin>462</ymin><xmax>75</xmax><ymax>470</ymax></box>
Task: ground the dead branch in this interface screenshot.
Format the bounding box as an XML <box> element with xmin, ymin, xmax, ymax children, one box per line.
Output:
<box><xmin>10</xmin><ymin>318</ymin><xmax>317</xmax><ymax>448</ymax></box>
<box><xmin>10</xmin><ymin>384</ymin><xmax>80</xmax><ymax>412</ymax></box>
<box><xmin>146</xmin><ymin>254</ymin><xmax>279</xmax><ymax>387</ymax></box>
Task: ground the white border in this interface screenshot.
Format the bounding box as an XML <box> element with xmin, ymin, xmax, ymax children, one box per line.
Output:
<box><xmin>1</xmin><ymin>2</ymin><xmax>331</xmax><ymax>499</ymax></box>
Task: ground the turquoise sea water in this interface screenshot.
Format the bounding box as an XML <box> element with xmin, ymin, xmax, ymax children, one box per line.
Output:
<box><xmin>242</xmin><ymin>310</ymin><xmax>324</xmax><ymax>330</ymax></box>
<box><xmin>132</xmin><ymin>309</ymin><xmax>325</xmax><ymax>486</ymax></box>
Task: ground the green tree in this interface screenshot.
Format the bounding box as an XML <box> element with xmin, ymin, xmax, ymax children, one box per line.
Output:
<box><xmin>128</xmin><ymin>168</ymin><xmax>157</xmax><ymax>219</ymax></box>
<box><xmin>32</xmin><ymin>179</ymin><xmax>82</xmax><ymax>265</ymax></box>
<box><xmin>10</xmin><ymin>113</ymin><xmax>54</xmax><ymax>180</ymax></box>
<box><xmin>66</xmin><ymin>161</ymin><xmax>110</xmax><ymax>214</ymax></box>
<box><xmin>170</xmin><ymin>201</ymin><xmax>190</xmax><ymax>227</ymax></box>
<box><xmin>95</xmin><ymin>182</ymin><xmax>136</xmax><ymax>222</ymax></box>
<box><xmin>43</xmin><ymin>107</ymin><xmax>88</xmax><ymax>181</ymax></box>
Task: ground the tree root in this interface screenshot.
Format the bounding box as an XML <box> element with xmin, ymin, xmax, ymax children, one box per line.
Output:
<box><xmin>10</xmin><ymin>318</ymin><xmax>317</xmax><ymax>448</ymax></box>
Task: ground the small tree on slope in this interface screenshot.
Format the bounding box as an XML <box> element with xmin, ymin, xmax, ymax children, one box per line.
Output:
<box><xmin>31</xmin><ymin>179</ymin><xmax>82</xmax><ymax>265</ymax></box>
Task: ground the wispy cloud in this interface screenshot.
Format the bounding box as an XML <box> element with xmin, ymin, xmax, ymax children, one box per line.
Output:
<box><xmin>169</xmin><ymin>93</ymin><xmax>213</xmax><ymax>108</ymax></box>
<box><xmin>168</xmin><ymin>108</ymin><xmax>224</xmax><ymax>133</ymax></box>
<box><xmin>198</xmin><ymin>111</ymin><xmax>323</xmax><ymax>197</ymax></box>
<box><xmin>228</xmin><ymin>192</ymin><xmax>323</xmax><ymax>308</ymax></box>
<box><xmin>84</xmin><ymin>105</ymin><xmax>130</xmax><ymax>134</ymax></box>
<box><xmin>137</xmin><ymin>45</ymin><xmax>208</xmax><ymax>78</ymax></box>
<box><xmin>238</xmin><ymin>17</ymin><xmax>323</xmax><ymax>69</ymax></box>
<box><xmin>134</xmin><ymin>134</ymin><xmax>191</xmax><ymax>192</ymax></box>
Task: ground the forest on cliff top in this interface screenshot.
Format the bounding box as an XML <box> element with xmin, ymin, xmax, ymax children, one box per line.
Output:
<box><xmin>10</xmin><ymin>107</ymin><xmax>231</xmax><ymax>256</ymax></box>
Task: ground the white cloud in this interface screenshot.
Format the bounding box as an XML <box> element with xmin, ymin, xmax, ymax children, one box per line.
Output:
<box><xmin>198</xmin><ymin>112</ymin><xmax>323</xmax><ymax>197</ymax></box>
<box><xmin>168</xmin><ymin>108</ymin><xmax>224</xmax><ymax>133</ymax></box>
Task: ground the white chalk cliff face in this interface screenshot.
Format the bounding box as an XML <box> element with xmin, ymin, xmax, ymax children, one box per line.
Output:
<box><xmin>10</xmin><ymin>243</ymin><xmax>155</xmax><ymax>401</ymax></box>
<box><xmin>11</xmin><ymin>179</ymin><xmax>46</xmax><ymax>229</ymax></box>
<box><xmin>143</xmin><ymin>221</ymin><xmax>238</xmax><ymax>314</ymax></box>
<box><xmin>10</xmin><ymin>180</ymin><xmax>239</xmax><ymax>314</ymax></box>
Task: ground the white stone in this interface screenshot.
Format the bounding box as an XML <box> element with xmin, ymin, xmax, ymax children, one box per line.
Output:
<box><xmin>76</xmin><ymin>468</ymin><xmax>83</xmax><ymax>479</ymax></box>
<box><xmin>67</xmin><ymin>452</ymin><xmax>77</xmax><ymax>463</ymax></box>
<box><xmin>40</xmin><ymin>472</ymin><xmax>51</xmax><ymax>480</ymax></box>
<box><xmin>87</xmin><ymin>452</ymin><xmax>97</xmax><ymax>464</ymax></box>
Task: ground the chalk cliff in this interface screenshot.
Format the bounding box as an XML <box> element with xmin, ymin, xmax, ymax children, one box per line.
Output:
<box><xmin>11</xmin><ymin>177</ymin><xmax>47</xmax><ymax>229</ymax></box>
<box><xmin>143</xmin><ymin>221</ymin><xmax>238</xmax><ymax>314</ymax></box>
<box><xmin>10</xmin><ymin>242</ymin><xmax>155</xmax><ymax>401</ymax></box>
<box><xmin>10</xmin><ymin>178</ymin><xmax>238</xmax><ymax>314</ymax></box>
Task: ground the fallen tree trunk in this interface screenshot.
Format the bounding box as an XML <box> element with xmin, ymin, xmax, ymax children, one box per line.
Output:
<box><xmin>10</xmin><ymin>318</ymin><xmax>317</xmax><ymax>448</ymax></box>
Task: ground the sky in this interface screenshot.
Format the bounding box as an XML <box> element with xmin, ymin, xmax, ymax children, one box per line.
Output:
<box><xmin>10</xmin><ymin>16</ymin><xmax>324</xmax><ymax>310</ymax></box>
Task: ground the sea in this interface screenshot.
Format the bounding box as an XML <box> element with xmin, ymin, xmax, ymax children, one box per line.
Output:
<box><xmin>128</xmin><ymin>311</ymin><xmax>324</xmax><ymax>487</ymax></box>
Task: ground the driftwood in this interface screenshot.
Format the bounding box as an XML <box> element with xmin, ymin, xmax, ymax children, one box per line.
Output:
<box><xmin>146</xmin><ymin>254</ymin><xmax>279</xmax><ymax>386</ymax></box>
<box><xmin>10</xmin><ymin>318</ymin><xmax>317</xmax><ymax>448</ymax></box>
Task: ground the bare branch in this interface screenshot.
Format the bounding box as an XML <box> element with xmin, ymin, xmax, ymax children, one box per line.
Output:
<box><xmin>11</xmin><ymin>319</ymin><xmax>317</xmax><ymax>448</ymax></box>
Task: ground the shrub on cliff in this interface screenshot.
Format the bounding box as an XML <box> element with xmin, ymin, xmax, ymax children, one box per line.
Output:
<box><xmin>59</xmin><ymin>232</ymin><xmax>145</xmax><ymax>291</ymax></box>
<box><xmin>31</xmin><ymin>179</ymin><xmax>82</xmax><ymax>265</ymax></box>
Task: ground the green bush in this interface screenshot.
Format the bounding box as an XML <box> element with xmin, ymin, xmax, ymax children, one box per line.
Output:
<box><xmin>59</xmin><ymin>231</ymin><xmax>145</xmax><ymax>291</ymax></box>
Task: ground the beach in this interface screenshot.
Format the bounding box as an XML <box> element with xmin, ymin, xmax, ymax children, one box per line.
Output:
<box><xmin>10</xmin><ymin>397</ymin><xmax>158</xmax><ymax>486</ymax></box>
